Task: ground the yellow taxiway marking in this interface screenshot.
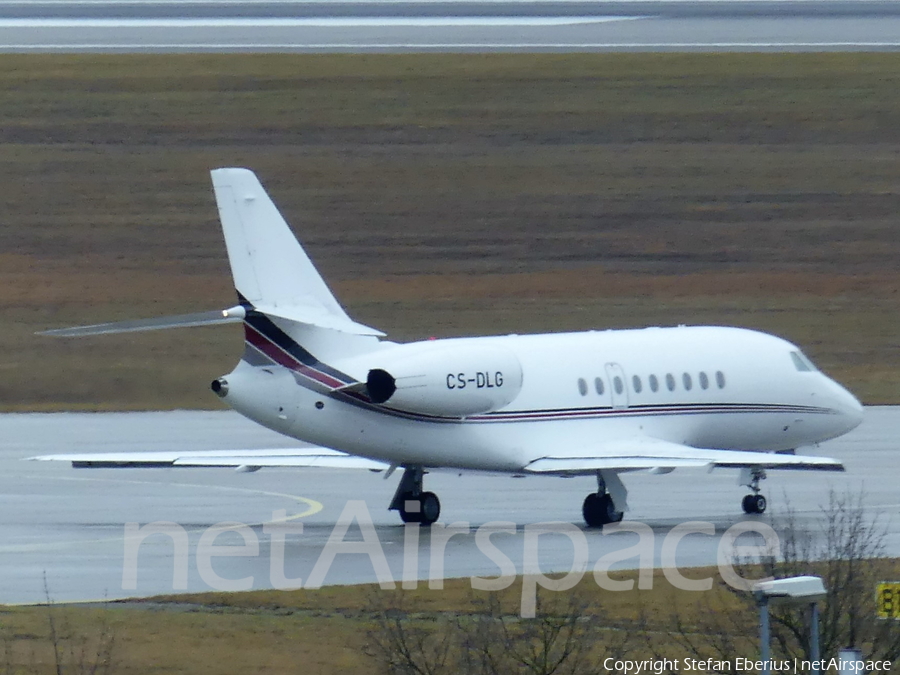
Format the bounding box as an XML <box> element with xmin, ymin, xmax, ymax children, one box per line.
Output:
<box><xmin>1</xmin><ymin>473</ymin><xmax>324</xmax><ymax>554</ymax></box>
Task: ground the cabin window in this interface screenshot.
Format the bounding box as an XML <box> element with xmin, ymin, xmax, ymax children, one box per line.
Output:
<box><xmin>632</xmin><ymin>375</ymin><xmax>642</xmax><ymax>393</ymax></box>
<box><xmin>594</xmin><ymin>377</ymin><xmax>605</xmax><ymax>395</ymax></box>
<box><xmin>716</xmin><ymin>371</ymin><xmax>726</xmax><ymax>389</ymax></box>
<box><xmin>578</xmin><ymin>378</ymin><xmax>588</xmax><ymax>396</ymax></box>
<box><xmin>683</xmin><ymin>373</ymin><xmax>693</xmax><ymax>390</ymax></box>
<box><xmin>614</xmin><ymin>376</ymin><xmax>624</xmax><ymax>395</ymax></box>
<box><xmin>699</xmin><ymin>371</ymin><xmax>709</xmax><ymax>389</ymax></box>
<box><xmin>649</xmin><ymin>374</ymin><xmax>659</xmax><ymax>392</ymax></box>
<box><xmin>666</xmin><ymin>373</ymin><xmax>676</xmax><ymax>391</ymax></box>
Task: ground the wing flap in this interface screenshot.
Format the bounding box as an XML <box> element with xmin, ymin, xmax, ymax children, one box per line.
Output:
<box><xmin>28</xmin><ymin>447</ymin><xmax>388</xmax><ymax>471</ymax></box>
<box><xmin>526</xmin><ymin>457</ymin><xmax>710</xmax><ymax>472</ymax></box>
<box><xmin>524</xmin><ymin>438</ymin><xmax>844</xmax><ymax>475</ymax></box>
<box><xmin>173</xmin><ymin>455</ymin><xmax>388</xmax><ymax>469</ymax></box>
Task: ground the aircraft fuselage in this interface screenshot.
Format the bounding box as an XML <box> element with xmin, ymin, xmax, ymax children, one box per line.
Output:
<box><xmin>222</xmin><ymin>323</ymin><xmax>863</xmax><ymax>473</ymax></box>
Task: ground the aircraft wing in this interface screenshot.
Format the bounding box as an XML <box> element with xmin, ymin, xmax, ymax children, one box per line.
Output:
<box><xmin>28</xmin><ymin>447</ymin><xmax>389</xmax><ymax>471</ymax></box>
<box><xmin>523</xmin><ymin>437</ymin><xmax>844</xmax><ymax>475</ymax></box>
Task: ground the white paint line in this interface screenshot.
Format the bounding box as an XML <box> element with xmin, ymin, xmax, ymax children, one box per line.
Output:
<box><xmin>9</xmin><ymin>0</ymin><xmax>882</xmax><ymax>4</ymax></box>
<box><xmin>0</xmin><ymin>16</ymin><xmax>645</xmax><ymax>27</ymax></box>
<box><xmin>2</xmin><ymin>41</ymin><xmax>900</xmax><ymax>49</ymax></box>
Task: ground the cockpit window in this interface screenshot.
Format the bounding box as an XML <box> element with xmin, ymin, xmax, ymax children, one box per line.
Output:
<box><xmin>790</xmin><ymin>351</ymin><xmax>817</xmax><ymax>372</ymax></box>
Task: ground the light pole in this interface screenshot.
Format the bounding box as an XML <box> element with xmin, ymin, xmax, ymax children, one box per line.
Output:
<box><xmin>752</xmin><ymin>576</ymin><xmax>827</xmax><ymax>675</ymax></box>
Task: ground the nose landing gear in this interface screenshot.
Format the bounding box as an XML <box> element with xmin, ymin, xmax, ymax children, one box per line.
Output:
<box><xmin>740</xmin><ymin>468</ymin><xmax>767</xmax><ymax>514</ymax></box>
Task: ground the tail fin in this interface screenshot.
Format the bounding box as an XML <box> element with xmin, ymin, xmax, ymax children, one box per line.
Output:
<box><xmin>211</xmin><ymin>168</ymin><xmax>383</xmax><ymax>336</ymax></box>
<box><xmin>40</xmin><ymin>168</ymin><xmax>383</xmax><ymax>339</ymax></box>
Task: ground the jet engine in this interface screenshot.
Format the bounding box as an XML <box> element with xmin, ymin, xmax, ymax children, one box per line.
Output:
<box><xmin>351</xmin><ymin>343</ymin><xmax>524</xmax><ymax>417</ymax></box>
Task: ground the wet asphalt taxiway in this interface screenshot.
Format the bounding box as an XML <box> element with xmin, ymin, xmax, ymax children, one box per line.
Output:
<box><xmin>2</xmin><ymin>0</ymin><xmax>900</xmax><ymax>52</ymax></box>
<box><xmin>0</xmin><ymin>407</ymin><xmax>897</xmax><ymax>604</ymax></box>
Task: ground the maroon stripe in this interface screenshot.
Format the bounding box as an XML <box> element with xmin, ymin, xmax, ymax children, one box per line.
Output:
<box><xmin>244</xmin><ymin>325</ymin><xmax>345</xmax><ymax>389</ymax></box>
<box><xmin>245</xmin><ymin>326</ymin><xmax>296</xmax><ymax>370</ymax></box>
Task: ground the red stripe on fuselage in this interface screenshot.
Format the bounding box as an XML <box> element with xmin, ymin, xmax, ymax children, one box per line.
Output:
<box><xmin>243</xmin><ymin>324</ymin><xmax>345</xmax><ymax>389</ymax></box>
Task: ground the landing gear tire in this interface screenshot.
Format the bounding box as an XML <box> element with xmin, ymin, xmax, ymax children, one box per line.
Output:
<box><xmin>740</xmin><ymin>468</ymin><xmax>767</xmax><ymax>515</ymax></box>
<box><xmin>582</xmin><ymin>493</ymin><xmax>623</xmax><ymax>528</ymax></box>
<box><xmin>398</xmin><ymin>491</ymin><xmax>441</xmax><ymax>526</ymax></box>
<box><xmin>741</xmin><ymin>493</ymin><xmax>767</xmax><ymax>515</ymax></box>
<box><xmin>419</xmin><ymin>491</ymin><xmax>441</xmax><ymax>525</ymax></box>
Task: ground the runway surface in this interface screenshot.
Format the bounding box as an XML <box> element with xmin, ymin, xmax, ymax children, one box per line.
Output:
<box><xmin>1</xmin><ymin>407</ymin><xmax>897</xmax><ymax>604</ymax></box>
<box><xmin>1</xmin><ymin>0</ymin><xmax>899</xmax><ymax>52</ymax></box>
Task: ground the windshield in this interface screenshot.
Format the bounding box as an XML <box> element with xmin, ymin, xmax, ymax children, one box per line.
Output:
<box><xmin>790</xmin><ymin>350</ymin><xmax>818</xmax><ymax>372</ymax></box>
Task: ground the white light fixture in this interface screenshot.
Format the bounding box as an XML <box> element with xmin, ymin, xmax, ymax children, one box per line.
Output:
<box><xmin>751</xmin><ymin>575</ymin><xmax>827</xmax><ymax>675</ymax></box>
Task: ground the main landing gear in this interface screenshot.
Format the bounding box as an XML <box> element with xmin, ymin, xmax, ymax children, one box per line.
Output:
<box><xmin>389</xmin><ymin>466</ymin><xmax>441</xmax><ymax>526</ymax></box>
<box><xmin>740</xmin><ymin>468</ymin><xmax>768</xmax><ymax>515</ymax></box>
<box><xmin>582</xmin><ymin>471</ymin><xmax>625</xmax><ymax>528</ymax></box>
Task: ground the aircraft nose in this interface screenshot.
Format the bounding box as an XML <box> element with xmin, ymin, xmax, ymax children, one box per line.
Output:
<box><xmin>832</xmin><ymin>382</ymin><xmax>864</xmax><ymax>433</ymax></box>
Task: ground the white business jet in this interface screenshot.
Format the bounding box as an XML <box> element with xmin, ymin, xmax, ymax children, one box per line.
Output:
<box><xmin>34</xmin><ymin>168</ymin><xmax>864</xmax><ymax>527</ymax></box>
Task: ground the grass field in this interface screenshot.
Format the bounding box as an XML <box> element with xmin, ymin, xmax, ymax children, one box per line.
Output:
<box><xmin>0</xmin><ymin>575</ymin><xmax>689</xmax><ymax>675</ymax></box>
<box><xmin>0</xmin><ymin>54</ymin><xmax>898</xmax><ymax>409</ymax></box>
<box><xmin>2</xmin><ymin>558</ymin><xmax>898</xmax><ymax>675</ymax></box>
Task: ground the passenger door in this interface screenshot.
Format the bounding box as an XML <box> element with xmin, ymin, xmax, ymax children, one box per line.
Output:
<box><xmin>604</xmin><ymin>362</ymin><xmax>629</xmax><ymax>409</ymax></box>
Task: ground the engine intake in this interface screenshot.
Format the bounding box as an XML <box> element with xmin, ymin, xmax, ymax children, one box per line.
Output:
<box><xmin>366</xmin><ymin>369</ymin><xmax>396</xmax><ymax>404</ymax></box>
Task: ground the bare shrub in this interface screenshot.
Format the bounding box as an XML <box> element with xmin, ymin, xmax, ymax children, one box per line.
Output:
<box><xmin>367</xmin><ymin>589</ymin><xmax>631</xmax><ymax>675</ymax></box>
<box><xmin>0</xmin><ymin>578</ymin><xmax>116</xmax><ymax>675</ymax></box>
<box><xmin>640</xmin><ymin>488</ymin><xmax>900</xmax><ymax>671</ymax></box>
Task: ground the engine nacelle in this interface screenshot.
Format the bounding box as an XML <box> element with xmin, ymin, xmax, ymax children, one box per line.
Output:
<box><xmin>353</xmin><ymin>343</ymin><xmax>523</xmax><ymax>417</ymax></box>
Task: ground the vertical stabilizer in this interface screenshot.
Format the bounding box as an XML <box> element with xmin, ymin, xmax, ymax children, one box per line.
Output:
<box><xmin>211</xmin><ymin>168</ymin><xmax>383</xmax><ymax>336</ymax></box>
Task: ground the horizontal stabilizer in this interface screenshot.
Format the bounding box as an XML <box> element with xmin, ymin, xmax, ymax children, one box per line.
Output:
<box><xmin>28</xmin><ymin>447</ymin><xmax>389</xmax><ymax>471</ymax></box>
<box><xmin>525</xmin><ymin>437</ymin><xmax>844</xmax><ymax>475</ymax></box>
<box><xmin>39</xmin><ymin>306</ymin><xmax>247</xmax><ymax>337</ymax></box>
<box><xmin>40</xmin><ymin>303</ymin><xmax>383</xmax><ymax>338</ymax></box>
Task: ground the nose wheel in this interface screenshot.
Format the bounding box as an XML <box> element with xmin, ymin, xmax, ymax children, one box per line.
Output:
<box><xmin>742</xmin><ymin>493</ymin><xmax>767</xmax><ymax>514</ymax></box>
<box><xmin>740</xmin><ymin>468</ymin><xmax>767</xmax><ymax>514</ymax></box>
